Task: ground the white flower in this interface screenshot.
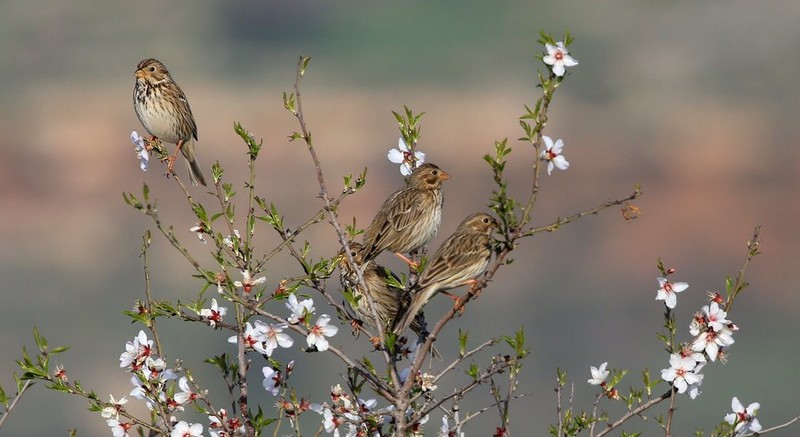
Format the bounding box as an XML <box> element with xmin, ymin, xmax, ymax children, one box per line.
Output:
<box><xmin>188</xmin><ymin>224</ymin><xmax>207</xmax><ymax>244</ymax></box>
<box><xmin>321</xmin><ymin>407</ymin><xmax>342</xmax><ymax>434</ymax></box>
<box><xmin>234</xmin><ymin>270</ymin><xmax>266</xmax><ymax>294</ymax></box>
<box><xmin>173</xmin><ymin>376</ymin><xmax>197</xmax><ymax>405</ymax></box>
<box><xmin>262</xmin><ymin>366</ymin><xmax>282</xmax><ymax>396</ymax></box>
<box><xmin>656</xmin><ymin>277</ymin><xmax>689</xmax><ymax>309</ymax></box>
<box><xmin>660</xmin><ymin>353</ymin><xmax>701</xmax><ymax>394</ymax></box>
<box><xmin>223</xmin><ymin>229</ymin><xmax>241</xmax><ymax>250</ymax></box>
<box><xmin>144</xmin><ymin>356</ymin><xmax>177</xmax><ymax>382</ymax></box>
<box><xmin>540</xmin><ymin>136</ymin><xmax>569</xmax><ymax>175</ymax></box>
<box><xmin>228</xmin><ymin>321</ymin><xmax>269</xmax><ymax>354</ymax></box>
<box><xmin>307</xmin><ymin>314</ymin><xmax>339</xmax><ymax>351</ymax></box>
<box><xmin>543</xmin><ymin>41</ymin><xmax>578</xmax><ymax>77</ymax></box>
<box><xmin>420</xmin><ymin>373</ymin><xmax>438</xmax><ymax>392</ymax></box>
<box><xmin>286</xmin><ymin>294</ymin><xmax>315</xmax><ymax>324</ymax></box>
<box><xmin>101</xmin><ymin>395</ymin><xmax>128</xmax><ymax>420</ymax></box>
<box><xmin>587</xmin><ymin>362</ymin><xmax>609</xmax><ymax>385</ymax></box>
<box><xmin>263</xmin><ymin>322</ymin><xmax>293</xmax><ymax>356</ymax></box>
<box><xmin>131</xmin><ymin>131</ymin><xmax>149</xmax><ymax>171</ymax></box>
<box><xmin>119</xmin><ymin>330</ymin><xmax>153</xmax><ymax>370</ymax></box>
<box><xmin>691</xmin><ymin>325</ymin><xmax>734</xmax><ymax>362</ymax></box>
<box><xmin>703</xmin><ymin>302</ymin><xmax>730</xmax><ymax>332</ymax></box>
<box><xmin>686</xmin><ymin>362</ymin><xmax>705</xmax><ymax>400</ymax></box>
<box><xmin>388</xmin><ymin>138</ymin><xmax>426</xmax><ymax>176</ymax></box>
<box><xmin>724</xmin><ymin>397</ymin><xmax>762</xmax><ymax>435</ymax></box>
<box><xmin>171</xmin><ymin>421</ymin><xmax>203</xmax><ymax>437</ymax></box>
<box><xmin>199</xmin><ymin>298</ymin><xmax>227</xmax><ymax>327</ymax></box>
<box><xmin>107</xmin><ymin>418</ymin><xmax>131</xmax><ymax>437</ymax></box>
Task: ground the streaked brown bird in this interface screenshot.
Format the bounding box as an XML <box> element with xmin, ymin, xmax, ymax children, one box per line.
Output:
<box><xmin>133</xmin><ymin>58</ymin><xmax>207</xmax><ymax>186</ymax></box>
<box><xmin>393</xmin><ymin>212</ymin><xmax>497</xmax><ymax>335</ymax></box>
<box><xmin>360</xmin><ymin>163</ymin><xmax>449</xmax><ymax>263</ymax></box>
<box><xmin>338</xmin><ymin>242</ymin><xmax>424</xmax><ymax>335</ymax></box>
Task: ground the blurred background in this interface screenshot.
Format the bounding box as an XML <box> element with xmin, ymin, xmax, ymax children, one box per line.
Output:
<box><xmin>1</xmin><ymin>1</ymin><xmax>799</xmax><ymax>435</ymax></box>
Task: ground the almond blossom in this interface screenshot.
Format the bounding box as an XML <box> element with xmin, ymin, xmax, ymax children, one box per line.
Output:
<box><xmin>307</xmin><ymin>315</ymin><xmax>338</xmax><ymax>352</ymax></box>
<box><xmin>541</xmin><ymin>136</ymin><xmax>569</xmax><ymax>175</ymax></box>
<box><xmin>543</xmin><ymin>42</ymin><xmax>578</xmax><ymax>77</ymax></box>
<box><xmin>724</xmin><ymin>397</ymin><xmax>762</xmax><ymax>435</ymax></box>
<box><xmin>388</xmin><ymin>138</ymin><xmax>426</xmax><ymax>176</ymax></box>
<box><xmin>656</xmin><ymin>276</ymin><xmax>689</xmax><ymax>309</ymax></box>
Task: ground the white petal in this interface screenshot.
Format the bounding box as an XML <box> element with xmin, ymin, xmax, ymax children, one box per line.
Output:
<box><xmin>387</xmin><ymin>149</ymin><xmax>404</xmax><ymax>164</ymax></box>
<box><xmin>731</xmin><ymin>396</ymin><xmax>744</xmax><ymax>412</ymax></box>
<box><xmin>542</xmin><ymin>135</ymin><xmax>554</xmax><ymax>150</ymax></box>
<box><xmin>397</xmin><ymin>138</ymin><xmax>409</xmax><ymax>152</ymax></box>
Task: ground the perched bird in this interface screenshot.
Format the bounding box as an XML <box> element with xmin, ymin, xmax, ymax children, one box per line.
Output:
<box><xmin>133</xmin><ymin>58</ymin><xmax>207</xmax><ymax>186</ymax></box>
<box><xmin>360</xmin><ymin>163</ymin><xmax>449</xmax><ymax>262</ymax></box>
<box><xmin>338</xmin><ymin>242</ymin><xmax>422</xmax><ymax>334</ymax></box>
<box><xmin>393</xmin><ymin>212</ymin><xmax>497</xmax><ymax>335</ymax></box>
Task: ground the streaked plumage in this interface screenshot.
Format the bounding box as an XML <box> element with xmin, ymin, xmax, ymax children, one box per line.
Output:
<box><xmin>338</xmin><ymin>242</ymin><xmax>424</xmax><ymax>334</ymax></box>
<box><xmin>133</xmin><ymin>58</ymin><xmax>206</xmax><ymax>186</ymax></box>
<box><xmin>360</xmin><ymin>163</ymin><xmax>449</xmax><ymax>261</ymax></box>
<box><xmin>394</xmin><ymin>213</ymin><xmax>497</xmax><ymax>334</ymax></box>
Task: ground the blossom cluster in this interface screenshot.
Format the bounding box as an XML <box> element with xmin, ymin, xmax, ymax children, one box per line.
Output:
<box><xmin>655</xmin><ymin>272</ymin><xmax>738</xmax><ymax>399</ymax></box>
<box><xmin>112</xmin><ymin>330</ymin><xmax>207</xmax><ymax>436</ymax></box>
<box><xmin>311</xmin><ymin>384</ymin><xmax>381</xmax><ymax>437</ymax></box>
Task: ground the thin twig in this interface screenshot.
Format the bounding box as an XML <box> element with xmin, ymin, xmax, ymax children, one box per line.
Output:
<box><xmin>0</xmin><ymin>380</ymin><xmax>33</xmax><ymax>429</ymax></box>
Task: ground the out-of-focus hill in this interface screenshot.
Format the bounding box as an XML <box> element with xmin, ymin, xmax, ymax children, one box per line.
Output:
<box><xmin>1</xmin><ymin>1</ymin><xmax>799</xmax><ymax>435</ymax></box>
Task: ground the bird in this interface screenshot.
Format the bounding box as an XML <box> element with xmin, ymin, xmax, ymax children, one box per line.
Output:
<box><xmin>133</xmin><ymin>58</ymin><xmax>207</xmax><ymax>186</ymax></box>
<box><xmin>393</xmin><ymin>212</ymin><xmax>497</xmax><ymax>335</ymax></box>
<box><xmin>338</xmin><ymin>242</ymin><xmax>422</xmax><ymax>334</ymax></box>
<box><xmin>360</xmin><ymin>163</ymin><xmax>449</xmax><ymax>263</ymax></box>
<box><xmin>338</xmin><ymin>242</ymin><xmax>440</xmax><ymax>358</ymax></box>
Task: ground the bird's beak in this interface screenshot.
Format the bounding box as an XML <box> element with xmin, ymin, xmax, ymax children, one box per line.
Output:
<box><xmin>135</xmin><ymin>69</ymin><xmax>145</xmax><ymax>79</ymax></box>
<box><xmin>440</xmin><ymin>170</ymin><xmax>451</xmax><ymax>180</ymax></box>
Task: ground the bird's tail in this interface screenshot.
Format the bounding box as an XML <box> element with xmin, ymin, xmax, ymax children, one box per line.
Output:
<box><xmin>393</xmin><ymin>286</ymin><xmax>436</xmax><ymax>335</ymax></box>
<box><xmin>185</xmin><ymin>158</ymin><xmax>207</xmax><ymax>186</ymax></box>
<box><xmin>180</xmin><ymin>139</ymin><xmax>207</xmax><ymax>186</ymax></box>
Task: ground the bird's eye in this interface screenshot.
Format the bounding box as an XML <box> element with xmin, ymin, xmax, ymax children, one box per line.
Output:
<box><xmin>350</xmin><ymin>250</ymin><xmax>357</xmax><ymax>257</ymax></box>
<box><xmin>432</xmin><ymin>170</ymin><xmax>438</xmax><ymax>175</ymax></box>
<box><xmin>149</xmin><ymin>66</ymin><xmax>156</xmax><ymax>72</ymax></box>
<box><xmin>483</xmin><ymin>217</ymin><xmax>490</xmax><ymax>223</ymax></box>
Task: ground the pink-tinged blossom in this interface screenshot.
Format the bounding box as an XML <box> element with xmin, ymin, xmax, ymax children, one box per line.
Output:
<box><xmin>703</xmin><ymin>302</ymin><xmax>730</xmax><ymax>332</ymax></box>
<box><xmin>234</xmin><ymin>270</ymin><xmax>266</xmax><ymax>294</ymax></box>
<box><xmin>543</xmin><ymin>42</ymin><xmax>578</xmax><ymax>77</ymax></box>
<box><xmin>208</xmin><ymin>409</ymin><xmax>245</xmax><ymax>437</ymax></box>
<box><xmin>286</xmin><ymin>294</ymin><xmax>315</xmax><ymax>325</ymax></box>
<box><xmin>656</xmin><ymin>277</ymin><xmax>689</xmax><ymax>309</ymax></box>
<box><xmin>143</xmin><ymin>356</ymin><xmax>177</xmax><ymax>382</ymax></box>
<box><xmin>692</xmin><ymin>326</ymin><xmax>734</xmax><ymax>362</ymax></box>
<box><xmin>228</xmin><ymin>321</ymin><xmax>268</xmax><ymax>353</ymax></box>
<box><xmin>388</xmin><ymin>138</ymin><xmax>426</xmax><ymax>176</ymax></box>
<box><xmin>170</xmin><ymin>421</ymin><xmax>203</xmax><ymax>437</ymax></box>
<box><xmin>107</xmin><ymin>418</ymin><xmax>132</xmax><ymax>437</ymax></box>
<box><xmin>262</xmin><ymin>366</ymin><xmax>282</xmax><ymax>396</ymax></box>
<box><xmin>724</xmin><ymin>397</ymin><xmax>761</xmax><ymax>435</ymax></box>
<box><xmin>101</xmin><ymin>395</ymin><xmax>128</xmax><ymax>420</ymax></box>
<box><xmin>199</xmin><ymin>298</ymin><xmax>227</xmax><ymax>327</ymax></box>
<box><xmin>540</xmin><ymin>136</ymin><xmax>569</xmax><ymax>175</ymax></box>
<box><xmin>173</xmin><ymin>376</ymin><xmax>199</xmax><ymax>405</ymax></box>
<box><xmin>587</xmin><ymin>362</ymin><xmax>609</xmax><ymax>386</ymax></box>
<box><xmin>307</xmin><ymin>315</ymin><xmax>339</xmax><ymax>351</ymax></box>
<box><xmin>119</xmin><ymin>330</ymin><xmax>153</xmax><ymax>371</ymax></box>
<box><xmin>660</xmin><ymin>353</ymin><xmax>701</xmax><ymax>394</ymax></box>
<box><xmin>188</xmin><ymin>224</ymin><xmax>207</xmax><ymax>244</ymax></box>
<box><xmin>263</xmin><ymin>322</ymin><xmax>293</xmax><ymax>356</ymax></box>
